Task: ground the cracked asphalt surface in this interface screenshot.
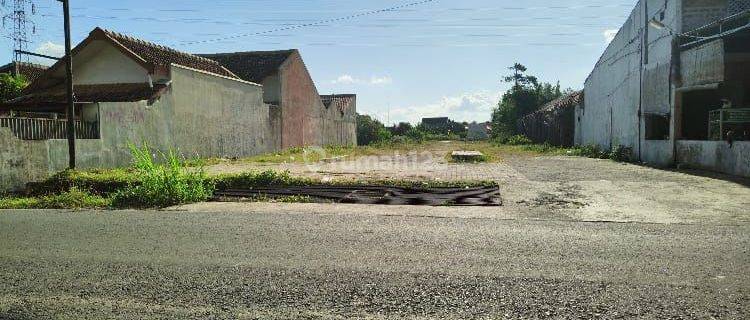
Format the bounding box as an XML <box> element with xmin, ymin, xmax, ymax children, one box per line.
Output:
<box><xmin>1</xmin><ymin>208</ymin><xmax>748</xmax><ymax>319</ymax></box>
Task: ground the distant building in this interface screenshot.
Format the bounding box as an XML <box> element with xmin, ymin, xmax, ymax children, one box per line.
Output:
<box><xmin>518</xmin><ymin>91</ymin><xmax>583</xmax><ymax>147</ymax></box>
<box><xmin>421</xmin><ymin>117</ymin><xmax>450</xmax><ymax>132</ymax></box>
<box><xmin>0</xmin><ymin>61</ymin><xmax>48</xmax><ymax>83</ymax></box>
<box><xmin>467</xmin><ymin>122</ymin><xmax>491</xmax><ymax>141</ymax></box>
<box><xmin>579</xmin><ymin>0</ymin><xmax>749</xmax><ymax>177</ymax></box>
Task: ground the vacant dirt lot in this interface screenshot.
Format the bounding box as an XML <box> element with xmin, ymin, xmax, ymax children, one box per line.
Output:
<box><xmin>1</xmin><ymin>142</ymin><xmax>748</xmax><ymax>319</ymax></box>
<box><xmin>206</xmin><ymin>142</ymin><xmax>750</xmax><ymax>225</ymax></box>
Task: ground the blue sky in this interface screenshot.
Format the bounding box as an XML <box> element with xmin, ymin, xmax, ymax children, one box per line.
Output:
<box><xmin>1</xmin><ymin>0</ymin><xmax>636</xmax><ymax>125</ymax></box>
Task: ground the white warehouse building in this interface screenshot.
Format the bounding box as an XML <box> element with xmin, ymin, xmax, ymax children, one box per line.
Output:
<box><xmin>577</xmin><ymin>0</ymin><xmax>749</xmax><ymax>177</ymax></box>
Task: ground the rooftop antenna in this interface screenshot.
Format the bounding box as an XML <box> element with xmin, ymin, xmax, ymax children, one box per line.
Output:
<box><xmin>2</xmin><ymin>0</ymin><xmax>37</xmax><ymax>62</ymax></box>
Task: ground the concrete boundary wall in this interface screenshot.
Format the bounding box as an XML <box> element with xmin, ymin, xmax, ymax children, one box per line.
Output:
<box><xmin>1</xmin><ymin>65</ymin><xmax>279</xmax><ymax>192</ymax></box>
<box><xmin>676</xmin><ymin>140</ymin><xmax>750</xmax><ymax>177</ymax></box>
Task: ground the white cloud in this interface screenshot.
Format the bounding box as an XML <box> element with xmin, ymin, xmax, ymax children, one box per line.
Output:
<box><xmin>369</xmin><ymin>75</ymin><xmax>392</xmax><ymax>85</ymax></box>
<box><xmin>384</xmin><ymin>90</ymin><xmax>502</xmax><ymax>125</ymax></box>
<box><xmin>31</xmin><ymin>41</ymin><xmax>64</xmax><ymax>65</ymax></box>
<box><xmin>603</xmin><ymin>29</ymin><xmax>618</xmax><ymax>44</ymax></box>
<box><xmin>332</xmin><ymin>74</ymin><xmax>358</xmax><ymax>85</ymax></box>
<box><xmin>331</xmin><ymin>74</ymin><xmax>392</xmax><ymax>86</ymax></box>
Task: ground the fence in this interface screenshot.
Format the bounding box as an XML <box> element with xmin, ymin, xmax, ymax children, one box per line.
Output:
<box><xmin>708</xmin><ymin>108</ymin><xmax>750</xmax><ymax>140</ymax></box>
<box><xmin>0</xmin><ymin>117</ymin><xmax>99</xmax><ymax>140</ymax></box>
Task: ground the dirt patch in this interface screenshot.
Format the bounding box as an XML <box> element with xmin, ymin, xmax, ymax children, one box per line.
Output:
<box><xmin>204</xmin><ymin>142</ymin><xmax>750</xmax><ymax>225</ymax></box>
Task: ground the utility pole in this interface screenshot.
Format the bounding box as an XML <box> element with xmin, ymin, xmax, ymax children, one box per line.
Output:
<box><xmin>59</xmin><ymin>0</ymin><xmax>75</xmax><ymax>169</ymax></box>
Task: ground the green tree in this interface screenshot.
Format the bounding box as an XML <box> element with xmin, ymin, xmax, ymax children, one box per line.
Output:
<box><xmin>490</xmin><ymin>63</ymin><xmax>562</xmax><ymax>138</ymax></box>
<box><xmin>389</xmin><ymin>122</ymin><xmax>413</xmax><ymax>136</ymax></box>
<box><xmin>0</xmin><ymin>74</ymin><xmax>28</xmax><ymax>102</ymax></box>
<box><xmin>356</xmin><ymin>114</ymin><xmax>390</xmax><ymax>146</ymax></box>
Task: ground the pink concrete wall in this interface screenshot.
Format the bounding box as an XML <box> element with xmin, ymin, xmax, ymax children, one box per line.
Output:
<box><xmin>280</xmin><ymin>52</ymin><xmax>324</xmax><ymax>148</ymax></box>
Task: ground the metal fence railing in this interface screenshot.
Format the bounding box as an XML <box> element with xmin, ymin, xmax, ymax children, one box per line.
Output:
<box><xmin>0</xmin><ymin>117</ymin><xmax>99</xmax><ymax>140</ymax></box>
<box><xmin>709</xmin><ymin>108</ymin><xmax>750</xmax><ymax>140</ymax></box>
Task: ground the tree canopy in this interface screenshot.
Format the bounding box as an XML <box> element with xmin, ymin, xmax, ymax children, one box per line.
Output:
<box><xmin>0</xmin><ymin>74</ymin><xmax>28</xmax><ymax>103</ymax></box>
<box><xmin>490</xmin><ymin>63</ymin><xmax>564</xmax><ymax>138</ymax></box>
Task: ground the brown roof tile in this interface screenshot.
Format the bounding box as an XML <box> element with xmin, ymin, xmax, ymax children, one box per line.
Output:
<box><xmin>8</xmin><ymin>83</ymin><xmax>166</xmax><ymax>106</ymax></box>
<box><xmin>528</xmin><ymin>90</ymin><xmax>584</xmax><ymax>117</ymax></box>
<box><xmin>99</xmin><ymin>28</ymin><xmax>238</xmax><ymax>79</ymax></box>
<box><xmin>198</xmin><ymin>50</ymin><xmax>296</xmax><ymax>83</ymax></box>
<box><xmin>0</xmin><ymin>61</ymin><xmax>48</xmax><ymax>83</ymax></box>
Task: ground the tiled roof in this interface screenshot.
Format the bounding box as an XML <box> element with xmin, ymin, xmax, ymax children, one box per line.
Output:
<box><xmin>320</xmin><ymin>94</ymin><xmax>355</xmax><ymax>108</ymax></box>
<box><xmin>197</xmin><ymin>50</ymin><xmax>296</xmax><ymax>83</ymax></box>
<box><xmin>99</xmin><ymin>28</ymin><xmax>238</xmax><ymax>79</ymax></box>
<box><xmin>0</xmin><ymin>61</ymin><xmax>48</xmax><ymax>82</ymax></box>
<box><xmin>534</xmin><ymin>90</ymin><xmax>584</xmax><ymax>114</ymax></box>
<box><xmin>8</xmin><ymin>83</ymin><xmax>166</xmax><ymax>105</ymax></box>
<box><xmin>321</xmin><ymin>94</ymin><xmax>356</xmax><ymax>115</ymax></box>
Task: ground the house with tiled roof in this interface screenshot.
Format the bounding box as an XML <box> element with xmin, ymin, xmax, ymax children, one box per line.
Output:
<box><xmin>517</xmin><ymin>91</ymin><xmax>583</xmax><ymax>147</ymax></box>
<box><xmin>200</xmin><ymin>50</ymin><xmax>356</xmax><ymax>147</ymax></box>
<box><xmin>1</xmin><ymin>27</ymin><xmax>278</xmax><ymax>191</ymax></box>
<box><xmin>0</xmin><ymin>61</ymin><xmax>48</xmax><ymax>83</ymax></box>
<box><xmin>320</xmin><ymin>94</ymin><xmax>357</xmax><ymax>145</ymax></box>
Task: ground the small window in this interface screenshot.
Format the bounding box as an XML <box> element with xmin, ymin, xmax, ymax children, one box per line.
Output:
<box><xmin>645</xmin><ymin>113</ymin><xmax>670</xmax><ymax>140</ymax></box>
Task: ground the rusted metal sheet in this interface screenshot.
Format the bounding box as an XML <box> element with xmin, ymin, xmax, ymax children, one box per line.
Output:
<box><xmin>215</xmin><ymin>185</ymin><xmax>502</xmax><ymax>206</ymax></box>
<box><xmin>680</xmin><ymin>39</ymin><xmax>725</xmax><ymax>87</ymax></box>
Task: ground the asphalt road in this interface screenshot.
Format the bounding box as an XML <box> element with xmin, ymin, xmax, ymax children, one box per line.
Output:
<box><xmin>0</xmin><ymin>207</ymin><xmax>748</xmax><ymax>319</ymax></box>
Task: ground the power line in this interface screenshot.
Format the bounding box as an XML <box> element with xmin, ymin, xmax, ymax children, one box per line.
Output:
<box><xmin>1</xmin><ymin>0</ymin><xmax>37</xmax><ymax>61</ymax></box>
<box><xmin>177</xmin><ymin>0</ymin><xmax>440</xmax><ymax>46</ymax></box>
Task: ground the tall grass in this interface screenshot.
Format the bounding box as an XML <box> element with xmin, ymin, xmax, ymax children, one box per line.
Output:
<box><xmin>111</xmin><ymin>144</ymin><xmax>213</xmax><ymax>208</ymax></box>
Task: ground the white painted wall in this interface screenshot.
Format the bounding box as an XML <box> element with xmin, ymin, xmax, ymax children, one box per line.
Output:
<box><xmin>677</xmin><ymin>140</ymin><xmax>750</xmax><ymax>177</ymax></box>
<box><xmin>74</xmin><ymin>40</ymin><xmax>151</xmax><ymax>85</ymax></box>
<box><xmin>580</xmin><ymin>0</ymin><xmax>681</xmax><ymax>166</ymax></box>
<box><xmin>1</xmin><ymin>65</ymin><xmax>277</xmax><ymax>192</ymax></box>
<box><xmin>45</xmin><ymin>40</ymin><xmax>151</xmax><ymax>85</ymax></box>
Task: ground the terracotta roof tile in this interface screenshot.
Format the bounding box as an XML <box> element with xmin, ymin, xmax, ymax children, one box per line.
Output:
<box><xmin>8</xmin><ymin>83</ymin><xmax>166</xmax><ymax>106</ymax></box>
<box><xmin>528</xmin><ymin>90</ymin><xmax>584</xmax><ymax>117</ymax></box>
<box><xmin>99</xmin><ymin>28</ymin><xmax>238</xmax><ymax>79</ymax></box>
<box><xmin>321</xmin><ymin>94</ymin><xmax>356</xmax><ymax>115</ymax></box>
<box><xmin>0</xmin><ymin>61</ymin><xmax>48</xmax><ymax>83</ymax></box>
<box><xmin>198</xmin><ymin>50</ymin><xmax>296</xmax><ymax>83</ymax></box>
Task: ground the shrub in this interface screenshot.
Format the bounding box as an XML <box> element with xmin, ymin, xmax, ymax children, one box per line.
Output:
<box><xmin>609</xmin><ymin>145</ymin><xmax>634</xmax><ymax>162</ymax></box>
<box><xmin>0</xmin><ymin>187</ymin><xmax>110</xmax><ymax>209</ymax></box>
<box><xmin>111</xmin><ymin>144</ymin><xmax>213</xmax><ymax>208</ymax></box>
<box><xmin>213</xmin><ymin>170</ymin><xmax>316</xmax><ymax>190</ymax></box>
<box><xmin>506</xmin><ymin>135</ymin><xmax>533</xmax><ymax>145</ymax></box>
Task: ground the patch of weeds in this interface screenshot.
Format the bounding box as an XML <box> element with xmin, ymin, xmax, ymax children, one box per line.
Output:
<box><xmin>447</xmin><ymin>153</ymin><xmax>490</xmax><ymax>163</ymax></box>
<box><xmin>111</xmin><ymin>144</ymin><xmax>213</xmax><ymax>208</ymax></box>
<box><xmin>609</xmin><ymin>145</ymin><xmax>634</xmax><ymax>162</ymax></box>
<box><xmin>566</xmin><ymin>145</ymin><xmax>610</xmax><ymax>159</ymax></box>
<box><xmin>564</xmin><ymin>144</ymin><xmax>634</xmax><ymax>162</ymax></box>
<box><xmin>242</xmin><ymin>194</ymin><xmax>317</xmax><ymax>203</ymax></box>
<box><xmin>0</xmin><ymin>187</ymin><xmax>110</xmax><ymax>209</ymax></box>
<box><xmin>213</xmin><ymin>170</ymin><xmax>317</xmax><ymax>190</ymax></box>
<box><xmin>214</xmin><ymin>169</ymin><xmax>498</xmax><ymax>191</ymax></box>
<box><xmin>25</xmin><ymin>168</ymin><xmax>137</xmax><ymax>196</ymax></box>
<box><xmin>506</xmin><ymin>135</ymin><xmax>533</xmax><ymax>145</ymax></box>
<box><xmin>521</xmin><ymin>142</ymin><xmax>569</xmax><ymax>154</ymax></box>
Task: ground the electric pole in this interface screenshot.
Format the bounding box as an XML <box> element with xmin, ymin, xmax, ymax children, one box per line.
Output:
<box><xmin>59</xmin><ymin>0</ymin><xmax>75</xmax><ymax>169</ymax></box>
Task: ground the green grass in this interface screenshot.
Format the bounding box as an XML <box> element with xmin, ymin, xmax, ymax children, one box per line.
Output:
<box><xmin>187</xmin><ymin>143</ymin><xmax>424</xmax><ymax>166</ymax></box>
<box><xmin>110</xmin><ymin>144</ymin><xmax>213</xmax><ymax>208</ymax></box>
<box><xmin>25</xmin><ymin>168</ymin><xmax>137</xmax><ymax>196</ymax></box>
<box><xmin>213</xmin><ymin>169</ymin><xmax>498</xmax><ymax>190</ymax></box>
<box><xmin>0</xmin><ymin>187</ymin><xmax>111</xmax><ymax>209</ymax></box>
